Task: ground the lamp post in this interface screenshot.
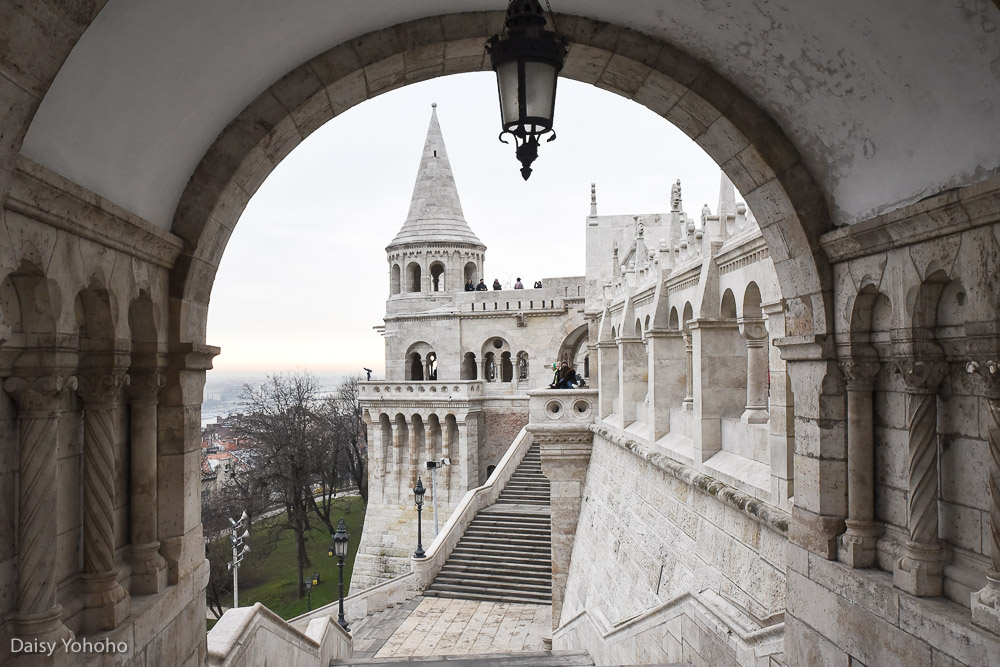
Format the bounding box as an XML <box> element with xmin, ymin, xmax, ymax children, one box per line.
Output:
<box><xmin>413</xmin><ymin>478</ymin><xmax>426</xmax><ymax>559</ymax></box>
<box><xmin>333</xmin><ymin>517</ymin><xmax>350</xmax><ymax>631</ymax></box>
<box><xmin>486</xmin><ymin>0</ymin><xmax>568</xmax><ymax>180</ymax></box>
<box><xmin>227</xmin><ymin>510</ymin><xmax>250</xmax><ymax>607</ymax></box>
<box><xmin>304</xmin><ymin>578</ymin><xmax>312</xmax><ymax>612</ymax></box>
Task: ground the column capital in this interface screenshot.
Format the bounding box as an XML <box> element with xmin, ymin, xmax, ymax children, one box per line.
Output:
<box><xmin>839</xmin><ymin>358</ymin><xmax>881</xmax><ymax>390</ymax></box>
<box><xmin>3</xmin><ymin>374</ymin><xmax>78</xmax><ymax>412</ymax></box>
<box><xmin>967</xmin><ymin>359</ymin><xmax>1000</xmax><ymax>399</ymax></box>
<box><xmin>77</xmin><ymin>370</ymin><xmax>130</xmax><ymax>406</ymax></box>
<box><xmin>126</xmin><ymin>370</ymin><xmax>166</xmax><ymax>403</ymax></box>
<box><xmin>891</xmin><ymin>358</ymin><xmax>949</xmax><ymax>393</ymax></box>
<box><xmin>738</xmin><ymin>316</ymin><xmax>767</xmax><ymax>343</ymax></box>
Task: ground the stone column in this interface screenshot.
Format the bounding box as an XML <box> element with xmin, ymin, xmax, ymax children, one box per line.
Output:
<box><xmin>77</xmin><ymin>370</ymin><xmax>131</xmax><ymax>632</ymax></box>
<box><xmin>891</xmin><ymin>356</ymin><xmax>949</xmax><ymax>597</ymax></box>
<box><xmin>738</xmin><ymin>317</ymin><xmax>769</xmax><ymax>423</ymax></box>
<box><xmin>838</xmin><ymin>357</ymin><xmax>882</xmax><ymax>568</ymax></box>
<box><xmin>391</xmin><ymin>422</ymin><xmax>402</xmax><ymax>505</ymax></box>
<box><xmin>617</xmin><ymin>335</ymin><xmax>645</xmax><ymax>426</ymax></box>
<box><xmin>443</xmin><ymin>420</ymin><xmax>453</xmax><ymax>502</ymax></box>
<box><xmin>762</xmin><ymin>301</ymin><xmax>793</xmax><ymax>509</ymax></box>
<box><xmin>409</xmin><ymin>419</ymin><xmax>420</xmax><ymax>493</ymax></box>
<box><xmin>596</xmin><ymin>340</ymin><xmax>618</xmax><ymax>418</ymax></box>
<box><xmin>3</xmin><ymin>374</ymin><xmax>76</xmax><ymax>645</ymax></box>
<box><xmin>967</xmin><ymin>360</ymin><xmax>1000</xmax><ymax>632</ymax></box>
<box><xmin>424</xmin><ymin>421</ymin><xmax>435</xmax><ymax>501</ymax></box>
<box><xmin>456</xmin><ymin>415</ymin><xmax>480</xmax><ymax>490</ymax></box>
<box><xmin>646</xmin><ymin>330</ymin><xmax>685</xmax><ymax>440</ymax></box>
<box><xmin>126</xmin><ymin>370</ymin><xmax>168</xmax><ymax>594</ymax></box>
<box><xmin>531</xmin><ymin>427</ymin><xmax>593</xmax><ymax>633</ymax></box>
<box><xmin>682</xmin><ymin>332</ymin><xmax>694</xmax><ymax>411</ymax></box>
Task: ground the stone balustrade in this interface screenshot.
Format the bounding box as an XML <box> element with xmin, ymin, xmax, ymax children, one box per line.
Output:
<box><xmin>359</xmin><ymin>380</ymin><xmax>483</xmax><ymax>400</ymax></box>
<box><xmin>528</xmin><ymin>388</ymin><xmax>599</xmax><ymax>425</ymax></box>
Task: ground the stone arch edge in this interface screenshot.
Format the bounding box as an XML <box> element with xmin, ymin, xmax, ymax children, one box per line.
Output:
<box><xmin>168</xmin><ymin>11</ymin><xmax>834</xmax><ymax>345</ymax></box>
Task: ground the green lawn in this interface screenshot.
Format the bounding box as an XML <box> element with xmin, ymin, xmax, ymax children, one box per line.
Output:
<box><xmin>226</xmin><ymin>496</ymin><xmax>367</xmax><ymax>620</ymax></box>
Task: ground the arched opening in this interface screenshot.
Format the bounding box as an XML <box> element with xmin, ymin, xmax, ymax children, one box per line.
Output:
<box><xmin>464</xmin><ymin>262</ymin><xmax>477</xmax><ymax>287</ymax></box>
<box><xmin>500</xmin><ymin>351</ymin><xmax>513</xmax><ymax>383</ymax></box>
<box><xmin>669</xmin><ymin>306</ymin><xmax>679</xmax><ymax>330</ymax></box>
<box><xmin>390</xmin><ymin>263</ymin><xmax>401</xmax><ymax>295</ymax></box>
<box><xmin>517</xmin><ymin>352</ymin><xmax>529</xmax><ymax>381</ymax></box>
<box><xmin>739</xmin><ymin>282</ymin><xmax>768</xmax><ymax>424</ymax></box>
<box><xmin>720</xmin><ymin>289</ymin><xmax>738</xmax><ymax>320</ymax></box>
<box><xmin>408</xmin><ymin>352</ymin><xmax>424</xmax><ymax>381</ymax></box>
<box><xmin>484</xmin><ymin>351</ymin><xmax>497</xmax><ymax>382</ymax></box>
<box><xmin>430</xmin><ymin>262</ymin><xmax>445</xmax><ymax>292</ymax></box>
<box><xmin>461</xmin><ymin>352</ymin><xmax>477</xmax><ymax>380</ymax></box>
<box><xmin>426</xmin><ymin>352</ymin><xmax>438</xmax><ymax>380</ymax></box>
<box><xmin>406</xmin><ymin>262</ymin><xmax>421</xmax><ymax>293</ymax></box>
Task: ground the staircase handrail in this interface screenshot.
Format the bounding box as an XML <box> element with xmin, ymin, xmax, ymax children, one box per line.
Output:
<box><xmin>411</xmin><ymin>426</ymin><xmax>533</xmax><ymax>588</ymax></box>
<box><xmin>289</xmin><ymin>570</ymin><xmax>417</xmax><ymax>631</ymax></box>
<box><xmin>207</xmin><ymin>602</ymin><xmax>351</xmax><ymax>666</ymax></box>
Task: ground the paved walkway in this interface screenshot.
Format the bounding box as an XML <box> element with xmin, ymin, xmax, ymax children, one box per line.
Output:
<box><xmin>367</xmin><ymin>597</ymin><xmax>551</xmax><ymax>658</ymax></box>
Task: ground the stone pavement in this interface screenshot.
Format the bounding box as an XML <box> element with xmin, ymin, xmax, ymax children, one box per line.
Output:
<box><xmin>366</xmin><ymin>597</ymin><xmax>551</xmax><ymax>658</ymax></box>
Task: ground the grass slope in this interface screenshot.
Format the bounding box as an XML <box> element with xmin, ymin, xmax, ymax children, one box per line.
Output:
<box><xmin>233</xmin><ymin>496</ymin><xmax>367</xmax><ymax>620</ymax></box>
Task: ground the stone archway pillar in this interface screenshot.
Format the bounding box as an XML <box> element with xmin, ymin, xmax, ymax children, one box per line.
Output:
<box><xmin>777</xmin><ymin>336</ymin><xmax>847</xmax><ymax>559</ymax></box>
<box><xmin>424</xmin><ymin>420</ymin><xmax>435</xmax><ymax>500</ymax></box>
<box><xmin>890</xmin><ymin>352</ymin><xmax>949</xmax><ymax>597</ymax></box>
<box><xmin>646</xmin><ymin>329</ymin><xmax>684</xmax><ymax>440</ymax></box>
<box><xmin>529</xmin><ymin>424</ymin><xmax>593</xmax><ymax>633</ymax></box>
<box><xmin>456</xmin><ymin>414</ymin><xmax>479</xmax><ymax>490</ymax></box>
<box><xmin>77</xmin><ymin>370</ymin><xmax>131</xmax><ymax>632</ymax></box>
<box><xmin>126</xmin><ymin>369</ymin><xmax>168</xmax><ymax>595</ymax></box>
<box><xmin>3</xmin><ymin>372</ymin><xmax>77</xmax><ymax>646</ymax></box>
<box><xmin>616</xmin><ymin>335</ymin><xmax>645</xmax><ymax>426</ymax></box>
<box><xmin>682</xmin><ymin>332</ymin><xmax>694</xmax><ymax>411</ymax></box>
<box><xmin>157</xmin><ymin>343</ymin><xmax>218</xmax><ymax>585</ymax></box>
<box><xmin>762</xmin><ymin>301</ymin><xmax>793</xmax><ymax>508</ymax></box>
<box><xmin>968</xmin><ymin>359</ymin><xmax>1000</xmax><ymax>633</ymax></box>
<box><xmin>837</xmin><ymin>356</ymin><xmax>882</xmax><ymax>568</ymax></box>
<box><xmin>738</xmin><ymin>317</ymin><xmax>769</xmax><ymax>423</ymax></box>
<box><xmin>596</xmin><ymin>341</ymin><xmax>618</xmax><ymax>418</ymax></box>
<box><xmin>390</xmin><ymin>422</ymin><xmax>402</xmax><ymax>505</ymax></box>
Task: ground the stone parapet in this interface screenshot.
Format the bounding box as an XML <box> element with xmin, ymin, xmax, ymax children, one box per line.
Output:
<box><xmin>360</xmin><ymin>380</ymin><xmax>483</xmax><ymax>403</ymax></box>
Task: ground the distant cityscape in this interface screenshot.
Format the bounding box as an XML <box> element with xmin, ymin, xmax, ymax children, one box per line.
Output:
<box><xmin>201</xmin><ymin>372</ymin><xmax>363</xmax><ymax>427</ymax></box>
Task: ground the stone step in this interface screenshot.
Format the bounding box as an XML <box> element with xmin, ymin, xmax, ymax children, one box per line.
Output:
<box><xmin>433</xmin><ymin>573</ymin><xmax>552</xmax><ymax>592</ymax></box>
<box><xmin>332</xmin><ymin>649</ymin><xmax>595</xmax><ymax>666</ymax></box>
<box><xmin>423</xmin><ymin>585</ymin><xmax>552</xmax><ymax>604</ymax></box>
<box><xmin>440</xmin><ymin>563</ymin><xmax>552</xmax><ymax>579</ymax></box>
<box><xmin>445</xmin><ymin>557</ymin><xmax>551</xmax><ymax>573</ymax></box>
<box><xmin>448</xmin><ymin>550</ymin><xmax>551</xmax><ymax>566</ymax></box>
<box><xmin>463</xmin><ymin>528</ymin><xmax>550</xmax><ymax>540</ymax></box>
<box><xmin>459</xmin><ymin>534</ymin><xmax>551</xmax><ymax>548</ymax></box>
<box><xmin>468</xmin><ymin>519</ymin><xmax>550</xmax><ymax>531</ymax></box>
<box><xmin>456</xmin><ymin>541</ymin><xmax>551</xmax><ymax>555</ymax></box>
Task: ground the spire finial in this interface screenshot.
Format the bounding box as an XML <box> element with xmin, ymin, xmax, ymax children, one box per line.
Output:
<box><xmin>590</xmin><ymin>182</ymin><xmax>598</xmax><ymax>217</ymax></box>
<box><xmin>431</xmin><ymin>102</ymin><xmax>437</xmax><ymax>108</ymax></box>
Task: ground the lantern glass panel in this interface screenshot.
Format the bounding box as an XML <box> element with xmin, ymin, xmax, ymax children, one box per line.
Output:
<box><xmin>497</xmin><ymin>61</ymin><xmax>520</xmax><ymax>126</ymax></box>
<box><xmin>524</xmin><ymin>61</ymin><xmax>557</xmax><ymax>122</ymax></box>
<box><xmin>334</xmin><ymin>538</ymin><xmax>348</xmax><ymax>558</ymax></box>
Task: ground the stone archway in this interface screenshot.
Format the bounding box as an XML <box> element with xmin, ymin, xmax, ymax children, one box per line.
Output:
<box><xmin>167</xmin><ymin>12</ymin><xmax>832</xmax><ymax>350</ymax></box>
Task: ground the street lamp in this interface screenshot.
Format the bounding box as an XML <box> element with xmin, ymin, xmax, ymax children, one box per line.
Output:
<box><xmin>333</xmin><ymin>517</ymin><xmax>350</xmax><ymax>631</ymax></box>
<box><xmin>413</xmin><ymin>478</ymin><xmax>426</xmax><ymax>559</ymax></box>
<box><xmin>304</xmin><ymin>578</ymin><xmax>313</xmax><ymax>612</ymax></box>
<box><xmin>486</xmin><ymin>0</ymin><xmax>568</xmax><ymax>180</ymax></box>
<box><xmin>227</xmin><ymin>510</ymin><xmax>250</xmax><ymax>607</ymax></box>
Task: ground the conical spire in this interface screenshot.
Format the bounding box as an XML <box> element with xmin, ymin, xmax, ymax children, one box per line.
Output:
<box><xmin>387</xmin><ymin>104</ymin><xmax>485</xmax><ymax>249</ymax></box>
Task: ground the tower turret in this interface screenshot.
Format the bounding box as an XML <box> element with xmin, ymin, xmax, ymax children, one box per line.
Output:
<box><xmin>386</xmin><ymin>103</ymin><xmax>486</xmax><ymax>297</ymax></box>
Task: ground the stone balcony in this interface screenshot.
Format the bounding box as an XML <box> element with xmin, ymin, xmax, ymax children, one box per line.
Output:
<box><xmin>527</xmin><ymin>388</ymin><xmax>599</xmax><ymax>426</ymax></box>
<box><xmin>359</xmin><ymin>380</ymin><xmax>484</xmax><ymax>402</ymax></box>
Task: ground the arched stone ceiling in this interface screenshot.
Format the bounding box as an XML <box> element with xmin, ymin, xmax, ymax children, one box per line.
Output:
<box><xmin>20</xmin><ymin>0</ymin><xmax>1000</xmax><ymax>229</ymax></box>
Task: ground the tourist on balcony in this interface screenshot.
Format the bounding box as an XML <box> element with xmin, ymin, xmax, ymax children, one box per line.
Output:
<box><xmin>493</xmin><ymin>278</ymin><xmax>502</xmax><ymax>290</ymax></box>
<box><xmin>465</xmin><ymin>278</ymin><xmax>475</xmax><ymax>291</ymax></box>
<box><xmin>476</xmin><ymin>279</ymin><xmax>488</xmax><ymax>291</ymax></box>
<box><xmin>514</xmin><ymin>278</ymin><xmax>524</xmax><ymax>289</ymax></box>
<box><xmin>534</xmin><ymin>280</ymin><xmax>543</xmax><ymax>288</ymax></box>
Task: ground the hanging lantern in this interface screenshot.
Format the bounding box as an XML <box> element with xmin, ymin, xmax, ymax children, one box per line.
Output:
<box><xmin>486</xmin><ymin>0</ymin><xmax>568</xmax><ymax>180</ymax></box>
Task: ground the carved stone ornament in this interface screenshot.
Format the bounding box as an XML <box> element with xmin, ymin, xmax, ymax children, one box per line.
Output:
<box><xmin>738</xmin><ymin>317</ymin><xmax>767</xmax><ymax>343</ymax></box>
<box><xmin>891</xmin><ymin>358</ymin><xmax>949</xmax><ymax>392</ymax></box>
<box><xmin>77</xmin><ymin>371</ymin><xmax>130</xmax><ymax>405</ymax></box>
<box><xmin>839</xmin><ymin>359</ymin><xmax>881</xmax><ymax>389</ymax></box>
<box><xmin>3</xmin><ymin>375</ymin><xmax>78</xmax><ymax>412</ymax></box>
<box><xmin>126</xmin><ymin>370</ymin><xmax>166</xmax><ymax>402</ymax></box>
<box><xmin>967</xmin><ymin>359</ymin><xmax>1000</xmax><ymax>397</ymax></box>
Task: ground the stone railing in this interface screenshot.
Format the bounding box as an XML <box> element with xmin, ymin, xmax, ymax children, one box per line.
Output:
<box><xmin>411</xmin><ymin>426</ymin><xmax>533</xmax><ymax>588</ymax></box>
<box><xmin>359</xmin><ymin>380</ymin><xmax>483</xmax><ymax>400</ymax></box>
<box><xmin>554</xmin><ymin>589</ymin><xmax>783</xmax><ymax>667</ymax></box>
<box><xmin>207</xmin><ymin>603</ymin><xmax>351</xmax><ymax>666</ymax></box>
<box><xmin>290</xmin><ymin>570</ymin><xmax>418</xmax><ymax>632</ymax></box>
<box><xmin>527</xmin><ymin>388</ymin><xmax>599</xmax><ymax>425</ymax></box>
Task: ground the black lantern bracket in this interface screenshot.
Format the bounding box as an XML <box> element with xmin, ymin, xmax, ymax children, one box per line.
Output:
<box><xmin>486</xmin><ymin>0</ymin><xmax>568</xmax><ymax>180</ymax></box>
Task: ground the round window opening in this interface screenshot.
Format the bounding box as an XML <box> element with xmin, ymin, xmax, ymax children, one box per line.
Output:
<box><xmin>546</xmin><ymin>401</ymin><xmax>562</xmax><ymax>416</ymax></box>
<box><xmin>574</xmin><ymin>400</ymin><xmax>590</xmax><ymax>414</ymax></box>
<box><xmin>492</xmin><ymin>338</ymin><xmax>503</xmax><ymax>349</ymax></box>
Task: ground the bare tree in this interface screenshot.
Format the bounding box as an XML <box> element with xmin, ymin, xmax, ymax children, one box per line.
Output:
<box><xmin>233</xmin><ymin>372</ymin><xmax>324</xmax><ymax>598</ymax></box>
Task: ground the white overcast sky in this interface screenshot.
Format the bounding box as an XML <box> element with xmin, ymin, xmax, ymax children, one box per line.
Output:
<box><xmin>206</xmin><ymin>72</ymin><xmax>730</xmax><ymax>375</ymax></box>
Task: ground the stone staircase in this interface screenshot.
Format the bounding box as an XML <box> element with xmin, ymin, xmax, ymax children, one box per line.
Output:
<box><xmin>333</xmin><ymin>649</ymin><xmax>594</xmax><ymax>666</ymax></box>
<box><xmin>423</xmin><ymin>443</ymin><xmax>552</xmax><ymax>604</ymax></box>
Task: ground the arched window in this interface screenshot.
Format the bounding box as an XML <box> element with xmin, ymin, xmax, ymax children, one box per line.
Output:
<box><xmin>484</xmin><ymin>352</ymin><xmax>497</xmax><ymax>382</ymax></box>
<box><xmin>390</xmin><ymin>263</ymin><xmax>401</xmax><ymax>295</ymax></box>
<box><xmin>464</xmin><ymin>261</ymin><xmax>477</xmax><ymax>286</ymax></box>
<box><xmin>721</xmin><ymin>289</ymin><xmax>737</xmax><ymax>319</ymax></box>
<box><xmin>461</xmin><ymin>352</ymin><xmax>477</xmax><ymax>380</ymax></box>
<box><xmin>500</xmin><ymin>351</ymin><xmax>513</xmax><ymax>382</ymax></box>
<box><xmin>426</xmin><ymin>352</ymin><xmax>438</xmax><ymax>380</ymax></box>
<box><xmin>408</xmin><ymin>352</ymin><xmax>424</xmax><ymax>381</ymax></box>
<box><xmin>517</xmin><ymin>352</ymin><xmax>529</xmax><ymax>380</ymax></box>
<box><xmin>406</xmin><ymin>262</ymin><xmax>421</xmax><ymax>292</ymax></box>
<box><xmin>430</xmin><ymin>262</ymin><xmax>445</xmax><ymax>292</ymax></box>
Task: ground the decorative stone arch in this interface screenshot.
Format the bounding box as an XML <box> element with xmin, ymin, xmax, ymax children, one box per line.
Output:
<box><xmin>405</xmin><ymin>261</ymin><xmax>421</xmax><ymax>293</ymax></box>
<box><xmin>720</xmin><ymin>289</ymin><xmax>738</xmax><ymax>320</ymax></box>
<box><xmin>167</xmin><ymin>12</ymin><xmax>832</xmax><ymax>350</ymax></box>
<box><xmin>405</xmin><ymin>341</ymin><xmax>434</xmax><ymax>381</ymax></box>
<box><xmin>463</xmin><ymin>261</ymin><xmax>478</xmax><ymax>287</ymax></box>
<box><xmin>390</xmin><ymin>263</ymin><xmax>401</xmax><ymax>295</ymax></box>
<box><xmin>668</xmin><ymin>306</ymin><xmax>679</xmax><ymax>330</ymax></box>
<box><xmin>429</xmin><ymin>261</ymin><xmax>446</xmax><ymax>292</ymax></box>
<box><xmin>460</xmin><ymin>351</ymin><xmax>477</xmax><ymax>380</ymax></box>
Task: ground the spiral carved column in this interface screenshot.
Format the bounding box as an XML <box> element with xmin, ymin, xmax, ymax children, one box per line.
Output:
<box><xmin>682</xmin><ymin>332</ymin><xmax>694</xmax><ymax>411</ymax></box>
<box><xmin>838</xmin><ymin>358</ymin><xmax>882</xmax><ymax>568</ymax></box>
<box><xmin>968</xmin><ymin>360</ymin><xmax>1000</xmax><ymax>632</ymax></box>
<box><xmin>391</xmin><ymin>423</ymin><xmax>402</xmax><ymax>504</ymax></box>
<box><xmin>77</xmin><ymin>371</ymin><xmax>131</xmax><ymax>631</ymax></box>
<box><xmin>126</xmin><ymin>370</ymin><xmax>168</xmax><ymax>594</ymax></box>
<box><xmin>3</xmin><ymin>374</ymin><xmax>76</xmax><ymax>644</ymax></box>
<box><xmin>892</xmin><ymin>358</ymin><xmax>949</xmax><ymax>597</ymax></box>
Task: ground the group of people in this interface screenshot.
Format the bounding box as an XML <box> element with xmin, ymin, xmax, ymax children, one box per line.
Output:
<box><xmin>464</xmin><ymin>277</ymin><xmax>544</xmax><ymax>291</ymax></box>
<box><xmin>548</xmin><ymin>360</ymin><xmax>586</xmax><ymax>389</ymax></box>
